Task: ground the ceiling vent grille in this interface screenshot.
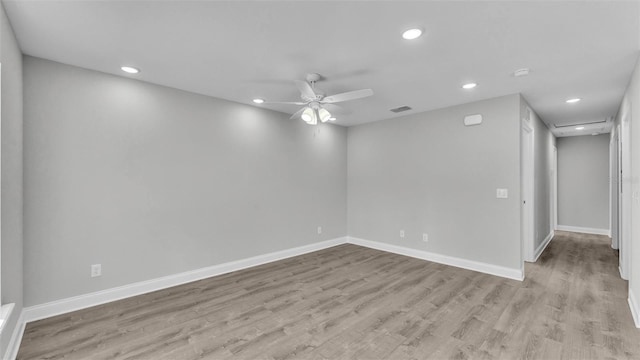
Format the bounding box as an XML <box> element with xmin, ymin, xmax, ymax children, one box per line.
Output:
<box><xmin>553</xmin><ymin>119</ymin><xmax>607</xmax><ymax>128</ymax></box>
<box><xmin>390</xmin><ymin>106</ymin><xmax>412</xmax><ymax>113</ymax></box>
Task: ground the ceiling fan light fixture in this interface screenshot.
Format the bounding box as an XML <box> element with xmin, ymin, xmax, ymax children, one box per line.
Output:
<box><xmin>282</xmin><ymin>74</ymin><xmax>374</xmax><ymax>125</ymax></box>
<box><xmin>301</xmin><ymin>107</ymin><xmax>317</xmax><ymax>125</ymax></box>
<box><xmin>319</xmin><ymin>108</ymin><xmax>332</xmax><ymax>123</ymax></box>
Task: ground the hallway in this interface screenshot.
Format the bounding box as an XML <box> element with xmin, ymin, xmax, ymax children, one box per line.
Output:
<box><xmin>522</xmin><ymin>231</ymin><xmax>638</xmax><ymax>359</ymax></box>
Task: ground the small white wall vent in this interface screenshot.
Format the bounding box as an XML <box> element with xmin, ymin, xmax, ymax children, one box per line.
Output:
<box><xmin>463</xmin><ymin>114</ymin><xmax>482</xmax><ymax>126</ymax></box>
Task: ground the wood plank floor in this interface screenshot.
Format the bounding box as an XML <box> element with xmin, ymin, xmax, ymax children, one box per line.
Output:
<box><xmin>17</xmin><ymin>231</ymin><xmax>640</xmax><ymax>359</ymax></box>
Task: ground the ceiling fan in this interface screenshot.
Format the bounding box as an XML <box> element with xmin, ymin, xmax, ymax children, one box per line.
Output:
<box><xmin>264</xmin><ymin>73</ymin><xmax>374</xmax><ymax>125</ymax></box>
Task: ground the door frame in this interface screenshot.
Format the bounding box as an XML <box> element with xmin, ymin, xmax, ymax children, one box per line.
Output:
<box><xmin>610</xmin><ymin>130</ymin><xmax>619</xmax><ymax>249</ymax></box>
<box><xmin>619</xmin><ymin>115</ymin><xmax>631</xmax><ymax>279</ymax></box>
<box><xmin>551</xmin><ymin>146</ymin><xmax>557</xmax><ymax>234</ymax></box>
<box><xmin>521</xmin><ymin>120</ymin><xmax>535</xmax><ymax>263</ymax></box>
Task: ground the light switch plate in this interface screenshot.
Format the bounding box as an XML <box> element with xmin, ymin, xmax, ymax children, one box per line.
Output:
<box><xmin>496</xmin><ymin>188</ymin><xmax>508</xmax><ymax>199</ymax></box>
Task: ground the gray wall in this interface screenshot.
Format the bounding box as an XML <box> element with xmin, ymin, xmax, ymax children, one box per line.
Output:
<box><xmin>347</xmin><ymin>94</ymin><xmax>522</xmax><ymax>270</ymax></box>
<box><xmin>557</xmin><ymin>134</ymin><xmax>610</xmax><ymax>230</ymax></box>
<box><xmin>23</xmin><ymin>57</ymin><xmax>347</xmax><ymax>306</ymax></box>
<box><xmin>521</xmin><ymin>96</ymin><xmax>556</xmax><ymax>253</ymax></box>
<box><xmin>0</xmin><ymin>2</ymin><xmax>24</xmax><ymax>355</ymax></box>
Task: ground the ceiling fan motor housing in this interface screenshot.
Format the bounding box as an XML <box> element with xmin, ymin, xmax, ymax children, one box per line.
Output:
<box><xmin>306</xmin><ymin>73</ymin><xmax>321</xmax><ymax>83</ymax></box>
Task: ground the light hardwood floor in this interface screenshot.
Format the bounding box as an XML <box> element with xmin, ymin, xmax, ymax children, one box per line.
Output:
<box><xmin>17</xmin><ymin>231</ymin><xmax>640</xmax><ymax>359</ymax></box>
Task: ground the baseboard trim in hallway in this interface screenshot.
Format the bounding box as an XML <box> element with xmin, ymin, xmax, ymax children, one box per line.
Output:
<box><xmin>347</xmin><ymin>236</ymin><xmax>524</xmax><ymax>281</ymax></box>
<box><xmin>532</xmin><ymin>230</ymin><xmax>554</xmax><ymax>262</ymax></box>
<box><xmin>22</xmin><ymin>237</ymin><xmax>347</xmax><ymax>324</ymax></box>
<box><xmin>630</xmin><ymin>289</ymin><xmax>640</xmax><ymax>328</ymax></box>
<box><xmin>556</xmin><ymin>225</ymin><xmax>610</xmax><ymax>236</ymax></box>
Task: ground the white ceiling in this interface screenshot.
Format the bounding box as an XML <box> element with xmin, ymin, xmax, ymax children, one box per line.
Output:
<box><xmin>3</xmin><ymin>1</ymin><xmax>639</xmax><ymax>136</ymax></box>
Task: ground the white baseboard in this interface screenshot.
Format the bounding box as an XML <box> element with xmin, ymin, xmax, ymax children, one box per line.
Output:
<box><xmin>22</xmin><ymin>237</ymin><xmax>347</xmax><ymax>323</ymax></box>
<box><xmin>4</xmin><ymin>309</ymin><xmax>25</xmax><ymax>360</ymax></box>
<box><xmin>619</xmin><ymin>266</ymin><xmax>629</xmax><ymax>280</ymax></box>
<box><xmin>556</xmin><ymin>225</ymin><xmax>610</xmax><ymax>236</ymax></box>
<box><xmin>629</xmin><ymin>289</ymin><xmax>640</xmax><ymax>328</ymax></box>
<box><xmin>347</xmin><ymin>237</ymin><xmax>523</xmax><ymax>281</ymax></box>
<box><xmin>532</xmin><ymin>230</ymin><xmax>554</xmax><ymax>262</ymax></box>
<box><xmin>21</xmin><ymin>235</ymin><xmax>526</xmax><ymax>327</ymax></box>
<box><xmin>0</xmin><ymin>303</ymin><xmax>14</xmax><ymax>334</ymax></box>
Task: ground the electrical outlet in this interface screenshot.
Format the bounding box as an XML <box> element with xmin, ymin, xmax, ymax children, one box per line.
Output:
<box><xmin>400</xmin><ymin>230</ymin><xmax>405</xmax><ymax>238</ymax></box>
<box><xmin>496</xmin><ymin>188</ymin><xmax>508</xmax><ymax>198</ymax></box>
<box><xmin>91</xmin><ymin>264</ymin><xmax>102</xmax><ymax>278</ymax></box>
<box><xmin>423</xmin><ymin>233</ymin><xmax>429</xmax><ymax>242</ymax></box>
<box><xmin>317</xmin><ymin>226</ymin><xmax>322</xmax><ymax>235</ymax></box>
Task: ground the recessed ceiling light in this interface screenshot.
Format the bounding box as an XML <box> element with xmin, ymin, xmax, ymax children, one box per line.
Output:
<box><xmin>252</xmin><ymin>98</ymin><xmax>265</xmax><ymax>104</ymax></box>
<box><xmin>120</xmin><ymin>66</ymin><xmax>140</xmax><ymax>74</ymax></box>
<box><xmin>462</xmin><ymin>83</ymin><xmax>477</xmax><ymax>89</ymax></box>
<box><xmin>402</xmin><ymin>28</ymin><xmax>423</xmax><ymax>40</ymax></box>
<box><xmin>566</xmin><ymin>98</ymin><xmax>581</xmax><ymax>104</ymax></box>
<box><xmin>514</xmin><ymin>68</ymin><xmax>530</xmax><ymax>77</ymax></box>
<box><xmin>329</xmin><ymin>117</ymin><xmax>337</xmax><ymax>121</ymax></box>
<box><xmin>575</xmin><ymin>126</ymin><xmax>585</xmax><ymax>130</ymax></box>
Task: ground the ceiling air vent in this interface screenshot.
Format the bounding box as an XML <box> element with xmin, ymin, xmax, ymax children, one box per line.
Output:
<box><xmin>390</xmin><ymin>106</ymin><xmax>412</xmax><ymax>113</ymax></box>
<box><xmin>553</xmin><ymin>119</ymin><xmax>606</xmax><ymax>128</ymax></box>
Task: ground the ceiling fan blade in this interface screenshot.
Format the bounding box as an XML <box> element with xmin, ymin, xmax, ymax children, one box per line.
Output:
<box><xmin>322</xmin><ymin>89</ymin><xmax>374</xmax><ymax>104</ymax></box>
<box><xmin>289</xmin><ymin>107</ymin><xmax>306</xmax><ymax>120</ymax></box>
<box><xmin>264</xmin><ymin>101</ymin><xmax>307</xmax><ymax>105</ymax></box>
<box><xmin>295</xmin><ymin>80</ymin><xmax>317</xmax><ymax>100</ymax></box>
<box><xmin>323</xmin><ymin>103</ymin><xmax>348</xmax><ymax>115</ymax></box>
